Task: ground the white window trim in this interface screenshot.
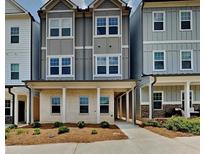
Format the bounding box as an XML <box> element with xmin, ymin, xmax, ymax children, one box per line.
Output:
<box><xmin>179</xmin><ymin>10</ymin><xmax>192</xmax><ymax>31</ymax></box>
<box><xmin>47</xmin><ymin>55</ymin><xmax>74</xmax><ymax>77</ymax></box>
<box><xmin>152</xmin><ymin>11</ymin><xmax>166</xmax><ymax>32</ymax></box>
<box><xmin>180</xmin><ymin>50</ymin><xmax>193</xmax><ymax>71</ymax></box>
<box><xmin>181</xmin><ymin>90</ymin><xmax>194</xmax><ymax>108</ymax></box>
<box><xmin>95</xmin><ymin>16</ymin><xmax>120</xmax><ymax>37</ymax></box>
<box><xmin>95</xmin><ymin>54</ymin><xmax>121</xmax><ymax>77</ymax></box>
<box><xmin>153</xmin><ymin>91</ymin><xmax>164</xmax><ymax>110</ymax></box>
<box><xmin>48</xmin><ymin>18</ymin><xmax>73</xmax><ymax>38</ymax></box>
<box><xmin>153</xmin><ymin>50</ymin><xmax>166</xmax><ymax>71</ymax></box>
<box><xmin>10</xmin><ymin>63</ymin><xmax>20</xmax><ymax>80</ymax></box>
<box><xmin>51</xmin><ymin>96</ymin><xmax>61</xmax><ymax>115</ymax></box>
<box><xmin>79</xmin><ymin>96</ymin><xmax>89</xmax><ymax>114</ymax></box>
<box><xmin>5</xmin><ymin>100</ymin><xmax>12</xmax><ymax>116</ymax></box>
<box><xmin>100</xmin><ymin>96</ymin><xmax>110</xmax><ymax>114</ymax></box>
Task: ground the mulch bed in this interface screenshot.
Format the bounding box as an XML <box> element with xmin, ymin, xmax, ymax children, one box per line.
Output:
<box><xmin>6</xmin><ymin>124</ymin><xmax>128</xmax><ymax>146</ymax></box>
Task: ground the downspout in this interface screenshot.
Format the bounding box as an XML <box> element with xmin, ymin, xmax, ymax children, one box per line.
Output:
<box><xmin>83</xmin><ymin>11</ymin><xmax>86</xmax><ymax>80</ymax></box>
<box><xmin>151</xmin><ymin>76</ymin><xmax>157</xmax><ymax>118</ymax></box>
<box><xmin>8</xmin><ymin>87</ymin><xmax>15</xmax><ymax>124</ymax></box>
<box><xmin>25</xmin><ymin>85</ymin><xmax>32</xmax><ymax>124</ymax></box>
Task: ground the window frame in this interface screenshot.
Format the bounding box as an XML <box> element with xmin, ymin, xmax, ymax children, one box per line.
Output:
<box><xmin>179</xmin><ymin>10</ymin><xmax>192</xmax><ymax>31</ymax></box>
<box><xmin>79</xmin><ymin>96</ymin><xmax>89</xmax><ymax>114</ymax></box>
<box><xmin>49</xmin><ymin>18</ymin><xmax>73</xmax><ymax>38</ymax></box>
<box><xmin>10</xmin><ymin>63</ymin><xmax>19</xmax><ymax>80</ymax></box>
<box><xmin>153</xmin><ymin>91</ymin><xmax>163</xmax><ymax>110</ymax></box>
<box><xmin>5</xmin><ymin>100</ymin><xmax>11</xmax><ymax>116</ymax></box>
<box><xmin>95</xmin><ymin>16</ymin><xmax>120</xmax><ymax>36</ymax></box>
<box><xmin>95</xmin><ymin>54</ymin><xmax>121</xmax><ymax>76</ymax></box>
<box><xmin>48</xmin><ymin>56</ymin><xmax>73</xmax><ymax>77</ymax></box>
<box><xmin>180</xmin><ymin>50</ymin><xmax>193</xmax><ymax>70</ymax></box>
<box><xmin>153</xmin><ymin>50</ymin><xmax>166</xmax><ymax>71</ymax></box>
<box><xmin>51</xmin><ymin>96</ymin><xmax>61</xmax><ymax>115</ymax></box>
<box><xmin>100</xmin><ymin>96</ymin><xmax>109</xmax><ymax>114</ymax></box>
<box><xmin>10</xmin><ymin>27</ymin><xmax>19</xmax><ymax>43</ymax></box>
<box><xmin>152</xmin><ymin>11</ymin><xmax>166</xmax><ymax>32</ymax></box>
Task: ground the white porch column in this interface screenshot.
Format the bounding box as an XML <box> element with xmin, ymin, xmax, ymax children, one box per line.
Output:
<box><xmin>14</xmin><ymin>94</ymin><xmax>18</xmax><ymax>125</ymax></box>
<box><xmin>62</xmin><ymin>88</ymin><xmax>66</xmax><ymax>123</ymax></box>
<box><xmin>184</xmin><ymin>82</ymin><xmax>190</xmax><ymax>118</ymax></box>
<box><xmin>119</xmin><ymin>96</ymin><xmax>122</xmax><ymax>119</ymax></box>
<box><xmin>26</xmin><ymin>94</ymin><xmax>29</xmax><ymax>124</ymax></box>
<box><xmin>30</xmin><ymin>90</ymin><xmax>34</xmax><ymax>123</ymax></box>
<box><xmin>97</xmin><ymin>88</ymin><xmax>100</xmax><ymax>123</ymax></box>
<box><xmin>149</xmin><ymin>84</ymin><xmax>152</xmax><ymax>119</ymax></box>
<box><xmin>126</xmin><ymin>91</ymin><xmax>129</xmax><ymax>122</ymax></box>
<box><xmin>132</xmin><ymin>89</ymin><xmax>135</xmax><ymax>124</ymax></box>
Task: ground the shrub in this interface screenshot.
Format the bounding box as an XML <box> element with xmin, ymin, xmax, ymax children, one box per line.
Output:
<box><xmin>5</xmin><ymin>134</ymin><xmax>8</xmax><ymax>140</ymax></box>
<box><xmin>32</xmin><ymin>121</ymin><xmax>41</xmax><ymax>128</ymax></box>
<box><xmin>8</xmin><ymin>124</ymin><xmax>17</xmax><ymax>129</ymax></box>
<box><xmin>54</xmin><ymin>121</ymin><xmax>64</xmax><ymax>128</ymax></box>
<box><xmin>91</xmin><ymin>129</ymin><xmax>97</xmax><ymax>135</ymax></box>
<box><xmin>5</xmin><ymin>128</ymin><xmax>11</xmax><ymax>133</ymax></box>
<box><xmin>33</xmin><ymin>128</ymin><xmax>41</xmax><ymax>135</ymax></box>
<box><xmin>143</xmin><ymin>121</ymin><xmax>161</xmax><ymax>127</ymax></box>
<box><xmin>77</xmin><ymin>121</ymin><xmax>85</xmax><ymax>128</ymax></box>
<box><xmin>100</xmin><ymin>121</ymin><xmax>110</xmax><ymax>128</ymax></box>
<box><xmin>16</xmin><ymin>129</ymin><xmax>25</xmax><ymax>135</ymax></box>
<box><xmin>58</xmin><ymin>126</ymin><xmax>69</xmax><ymax>134</ymax></box>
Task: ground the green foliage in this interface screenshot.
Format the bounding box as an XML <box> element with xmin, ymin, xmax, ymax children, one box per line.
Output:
<box><xmin>143</xmin><ymin>121</ymin><xmax>161</xmax><ymax>127</ymax></box>
<box><xmin>91</xmin><ymin>129</ymin><xmax>98</xmax><ymax>135</ymax></box>
<box><xmin>5</xmin><ymin>128</ymin><xmax>11</xmax><ymax>133</ymax></box>
<box><xmin>32</xmin><ymin>121</ymin><xmax>41</xmax><ymax>128</ymax></box>
<box><xmin>5</xmin><ymin>134</ymin><xmax>8</xmax><ymax>140</ymax></box>
<box><xmin>16</xmin><ymin>129</ymin><xmax>25</xmax><ymax>135</ymax></box>
<box><xmin>163</xmin><ymin>116</ymin><xmax>200</xmax><ymax>135</ymax></box>
<box><xmin>77</xmin><ymin>121</ymin><xmax>85</xmax><ymax>128</ymax></box>
<box><xmin>8</xmin><ymin>124</ymin><xmax>17</xmax><ymax>129</ymax></box>
<box><xmin>33</xmin><ymin>128</ymin><xmax>41</xmax><ymax>135</ymax></box>
<box><xmin>100</xmin><ymin>121</ymin><xmax>110</xmax><ymax>128</ymax></box>
<box><xmin>54</xmin><ymin>121</ymin><xmax>64</xmax><ymax>128</ymax></box>
<box><xmin>58</xmin><ymin>126</ymin><xmax>69</xmax><ymax>134</ymax></box>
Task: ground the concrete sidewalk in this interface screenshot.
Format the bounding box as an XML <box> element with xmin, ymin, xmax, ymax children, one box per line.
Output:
<box><xmin>6</xmin><ymin>121</ymin><xmax>200</xmax><ymax>154</ymax></box>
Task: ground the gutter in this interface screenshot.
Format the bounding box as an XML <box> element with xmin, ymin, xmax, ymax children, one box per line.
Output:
<box><xmin>8</xmin><ymin>87</ymin><xmax>15</xmax><ymax>124</ymax></box>
<box><xmin>151</xmin><ymin>76</ymin><xmax>157</xmax><ymax>118</ymax></box>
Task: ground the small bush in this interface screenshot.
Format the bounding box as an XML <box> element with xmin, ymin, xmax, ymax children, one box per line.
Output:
<box><xmin>16</xmin><ymin>129</ymin><xmax>25</xmax><ymax>135</ymax></box>
<box><xmin>91</xmin><ymin>129</ymin><xmax>97</xmax><ymax>135</ymax></box>
<box><xmin>54</xmin><ymin>121</ymin><xmax>64</xmax><ymax>128</ymax></box>
<box><xmin>77</xmin><ymin>121</ymin><xmax>85</xmax><ymax>128</ymax></box>
<box><xmin>143</xmin><ymin>121</ymin><xmax>161</xmax><ymax>127</ymax></box>
<box><xmin>5</xmin><ymin>128</ymin><xmax>11</xmax><ymax>133</ymax></box>
<box><xmin>32</xmin><ymin>121</ymin><xmax>41</xmax><ymax>128</ymax></box>
<box><xmin>5</xmin><ymin>134</ymin><xmax>8</xmax><ymax>140</ymax></box>
<box><xmin>8</xmin><ymin>124</ymin><xmax>17</xmax><ymax>129</ymax></box>
<box><xmin>33</xmin><ymin>128</ymin><xmax>41</xmax><ymax>135</ymax></box>
<box><xmin>58</xmin><ymin>126</ymin><xmax>69</xmax><ymax>134</ymax></box>
<box><xmin>100</xmin><ymin>121</ymin><xmax>110</xmax><ymax>128</ymax></box>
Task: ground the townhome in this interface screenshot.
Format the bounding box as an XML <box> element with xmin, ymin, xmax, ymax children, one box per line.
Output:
<box><xmin>131</xmin><ymin>0</ymin><xmax>200</xmax><ymax>119</ymax></box>
<box><xmin>25</xmin><ymin>0</ymin><xmax>136</xmax><ymax>124</ymax></box>
<box><xmin>5</xmin><ymin>0</ymin><xmax>40</xmax><ymax>124</ymax></box>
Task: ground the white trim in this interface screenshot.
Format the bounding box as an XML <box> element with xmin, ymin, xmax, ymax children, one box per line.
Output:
<box><xmin>179</xmin><ymin>10</ymin><xmax>192</xmax><ymax>31</ymax></box>
<box><xmin>120</xmin><ymin>9</ymin><xmax>123</xmax><ymax>80</ymax></box>
<box><xmin>73</xmin><ymin>11</ymin><xmax>76</xmax><ymax>80</ymax></box>
<box><xmin>94</xmin><ymin>8</ymin><xmax>120</xmax><ymax>11</ymax></box>
<box><xmin>152</xmin><ymin>11</ymin><xmax>166</xmax><ymax>32</ymax></box>
<box><xmin>180</xmin><ymin>50</ymin><xmax>193</xmax><ymax>71</ymax></box>
<box><xmin>47</xmin><ymin>10</ymin><xmax>74</xmax><ymax>13</ymax></box>
<box><xmin>94</xmin><ymin>35</ymin><xmax>121</xmax><ymax>38</ymax></box>
<box><xmin>75</xmin><ymin>46</ymin><xmax>93</xmax><ymax>50</ymax></box>
<box><xmin>5</xmin><ymin>100</ymin><xmax>12</xmax><ymax>116</ymax></box>
<box><xmin>122</xmin><ymin>45</ymin><xmax>129</xmax><ymax>48</ymax></box>
<box><xmin>153</xmin><ymin>91</ymin><xmax>164</xmax><ymax>110</ymax></box>
<box><xmin>153</xmin><ymin>50</ymin><xmax>166</xmax><ymax>71</ymax></box>
<box><xmin>181</xmin><ymin>90</ymin><xmax>194</xmax><ymax>108</ymax></box>
<box><xmin>143</xmin><ymin>40</ymin><xmax>200</xmax><ymax>44</ymax></box>
<box><xmin>46</xmin><ymin>12</ymin><xmax>48</xmax><ymax>79</ymax></box>
<box><xmin>41</xmin><ymin>47</ymin><xmax>46</xmax><ymax>50</ymax></box>
<box><xmin>47</xmin><ymin>36</ymin><xmax>74</xmax><ymax>40</ymax></box>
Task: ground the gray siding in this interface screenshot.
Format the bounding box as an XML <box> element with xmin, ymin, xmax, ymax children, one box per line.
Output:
<box><xmin>122</xmin><ymin>16</ymin><xmax>129</xmax><ymax>45</ymax></box>
<box><xmin>41</xmin><ymin>18</ymin><xmax>46</xmax><ymax>47</ymax></box>
<box><xmin>98</xmin><ymin>0</ymin><xmax>118</xmax><ymax>8</ymax></box>
<box><xmin>41</xmin><ymin>49</ymin><xmax>46</xmax><ymax>79</ymax></box>
<box><xmin>122</xmin><ymin>48</ymin><xmax>129</xmax><ymax>79</ymax></box>
<box><xmin>52</xmin><ymin>2</ymin><xmax>71</xmax><ymax>10</ymax></box>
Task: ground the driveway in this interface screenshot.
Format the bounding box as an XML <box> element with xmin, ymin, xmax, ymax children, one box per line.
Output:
<box><xmin>6</xmin><ymin>121</ymin><xmax>200</xmax><ymax>154</ymax></box>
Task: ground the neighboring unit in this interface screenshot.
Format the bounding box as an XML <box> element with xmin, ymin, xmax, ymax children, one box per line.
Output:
<box><xmin>130</xmin><ymin>0</ymin><xmax>200</xmax><ymax>119</ymax></box>
<box><xmin>5</xmin><ymin>0</ymin><xmax>40</xmax><ymax>124</ymax></box>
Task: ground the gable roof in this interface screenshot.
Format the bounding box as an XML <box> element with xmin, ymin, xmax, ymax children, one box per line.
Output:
<box><xmin>88</xmin><ymin>0</ymin><xmax>128</xmax><ymax>8</ymax></box>
<box><xmin>40</xmin><ymin>0</ymin><xmax>78</xmax><ymax>10</ymax></box>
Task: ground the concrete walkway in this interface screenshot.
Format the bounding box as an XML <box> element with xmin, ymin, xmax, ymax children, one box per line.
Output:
<box><xmin>6</xmin><ymin>121</ymin><xmax>200</xmax><ymax>154</ymax></box>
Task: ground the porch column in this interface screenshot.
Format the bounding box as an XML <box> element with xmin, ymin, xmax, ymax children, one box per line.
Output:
<box><xmin>62</xmin><ymin>88</ymin><xmax>66</xmax><ymax>123</ymax></box>
<box><xmin>119</xmin><ymin>96</ymin><xmax>122</xmax><ymax>119</ymax></box>
<box><xmin>126</xmin><ymin>91</ymin><xmax>129</xmax><ymax>122</ymax></box>
<box><xmin>30</xmin><ymin>90</ymin><xmax>34</xmax><ymax>123</ymax></box>
<box><xmin>149</xmin><ymin>84</ymin><xmax>152</xmax><ymax>119</ymax></box>
<box><xmin>26</xmin><ymin>94</ymin><xmax>29</xmax><ymax>124</ymax></box>
<box><xmin>184</xmin><ymin>82</ymin><xmax>190</xmax><ymax>118</ymax></box>
<box><xmin>132</xmin><ymin>89</ymin><xmax>135</xmax><ymax>124</ymax></box>
<box><xmin>97</xmin><ymin>88</ymin><xmax>100</xmax><ymax>123</ymax></box>
<box><xmin>14</xmin><ymin>94</ymin><xmax>18</xmax><ymax>125</ymax></box>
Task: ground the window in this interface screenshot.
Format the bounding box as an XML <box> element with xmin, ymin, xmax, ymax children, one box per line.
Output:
<box><xmin>49</xmin><ymin>18</ymin><xmax>72</xmax><ymax>37</ymax></box>
<box><xmin>181</xmin><ymin>91</ymin><xmax>193</xmax><ymax>110</ymax></box>
<box><xmin>153</xmin><ymin>92</ymin><xmax>163</xmax><ymax>110</ymax></box>
<box><xmin>49</xmin><ymin>57</ymin><xmax>72</xmax><ymax>76</ymax></box>
<box><xmin>11</xmin><ymin>64</ymin><xmax>19</xmax><ymax>80</ymax></box>
<box><xmin>153</xmin><ymin>51</ymin><xmax>165</xmax><ymax>71</ymax></box>
<box><xmin>80</xmin><ymin>96</ymin><xmax>89</xmax><ymax>113</ymax></box>
<box><xmin>180</xmin><ymin>10</ymin><xmax>192</xmax><ymax>30</ymax></box>
<box><xmin>180</xmin><ymin>50</ymin><xmax>192</xmax><ymax>70</ymax></box>
<box><xmin>100</xmin><ymin>96</ymin><xmax>109</xmax><ymax>113</ymax></box>
<box><xmin>153</xmin><ymin>12</ymin><xmax>165</xmax><ymax>31</ymax></box>
<box><xmin>51</xmin><ymin>97</ymin><xmax>60</xmax><ymax>114</ymax></box>
<box><xmin>96</xmin><ymin>16</ymin><xmax>119</xmax><ymax>35</ymax></box>
<box><xmin>96</xmin><ymin>55</ymin><xmax>120</xmax><ymax>75</ymax></box>
<box><xmin>11</xmin><ymin>27</ymin><xmax>19</xmax><ymax>43</ymax></box>
<box><xmin>5</xmin><ymin>100</ymin><xmax>11</xmax><ymax>116</ymax></box>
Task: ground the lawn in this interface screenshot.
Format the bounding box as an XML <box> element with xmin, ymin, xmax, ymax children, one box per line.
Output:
<box><xmin>6</xmin><ymin>123</ymin><xmax>128</xmax><ymax>145</ymax></box>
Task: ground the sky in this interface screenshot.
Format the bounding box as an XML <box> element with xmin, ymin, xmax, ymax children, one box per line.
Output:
<box><xmin>16</xmin><ymin>0</ymin><xmax>140</xmax><ymax>21</ymax></box>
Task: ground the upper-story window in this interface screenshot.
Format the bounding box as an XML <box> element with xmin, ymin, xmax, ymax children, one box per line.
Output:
<box><xmin>153</xmin><ymin>51</ymin><xmax>165</xmax><ymax>71</ymax></box>
<box><xmin>180</xmin><ymin>50</ymin><xmax>193</xmax><ymax>70</ymax></box>
<box><xmin>11</xmin><ymin>64</ymin><xmax>19</xmax><ymax>80</ymax></box>
<box><xmin>153</xmin><ymin>11</ymin><xmax>165</xmax><ymax>31</ymax></box>
<box><xmin>180</xmin><ymin>10</ymin><xmax>192</xmax><ymax>31</ymax></box>
<box><xmin>49</xmin><ymin>18</ymin><xmax>72</xmax><ymax>37</ymax></box>
<box><xmin>11</xmin><ymin>27</ymin><xmax>19</xmax><ymax>43</ymax></box>
<box><xmin>49</xmin><ymin>56</ymin><xmax>72</xmax><ymax>76</ymax></box>
<box><xmin>96</xmin><ymin>55</ymin><xmax>120</xmax><ymax>75</ymax></box>
<box><xmin>96</xmin><ymin>16</ymin><xmax>119</xmax><ymax>36</ymax></box>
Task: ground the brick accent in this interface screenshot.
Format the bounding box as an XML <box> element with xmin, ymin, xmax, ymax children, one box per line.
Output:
<box><xmin>5</xmin><ymin>116</ymin><xmax>13</xmax><ymax>124</ymax></box>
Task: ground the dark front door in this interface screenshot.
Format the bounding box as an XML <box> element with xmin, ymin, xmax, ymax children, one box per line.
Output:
<box><xmin>18</xmin><ymin>101</ymin><xmax>25</xmax><ymax>122</ymax></box>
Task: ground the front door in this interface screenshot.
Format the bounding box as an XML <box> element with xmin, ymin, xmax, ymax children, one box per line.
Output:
<box><xmin>181</xmin><ymin>91</ymin><xmax>193</xmax><ymax>110</ymax></box>
<box><xmin>18</xmin><ymin>101</ymin><xmax>25</xmax><ymax>122</ymax></box>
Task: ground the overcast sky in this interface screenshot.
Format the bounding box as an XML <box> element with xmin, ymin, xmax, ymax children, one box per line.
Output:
<box><xmin>16</xmin><ymin>0</ymin><xmax>140</xmax><ymax>21</ymax></box>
